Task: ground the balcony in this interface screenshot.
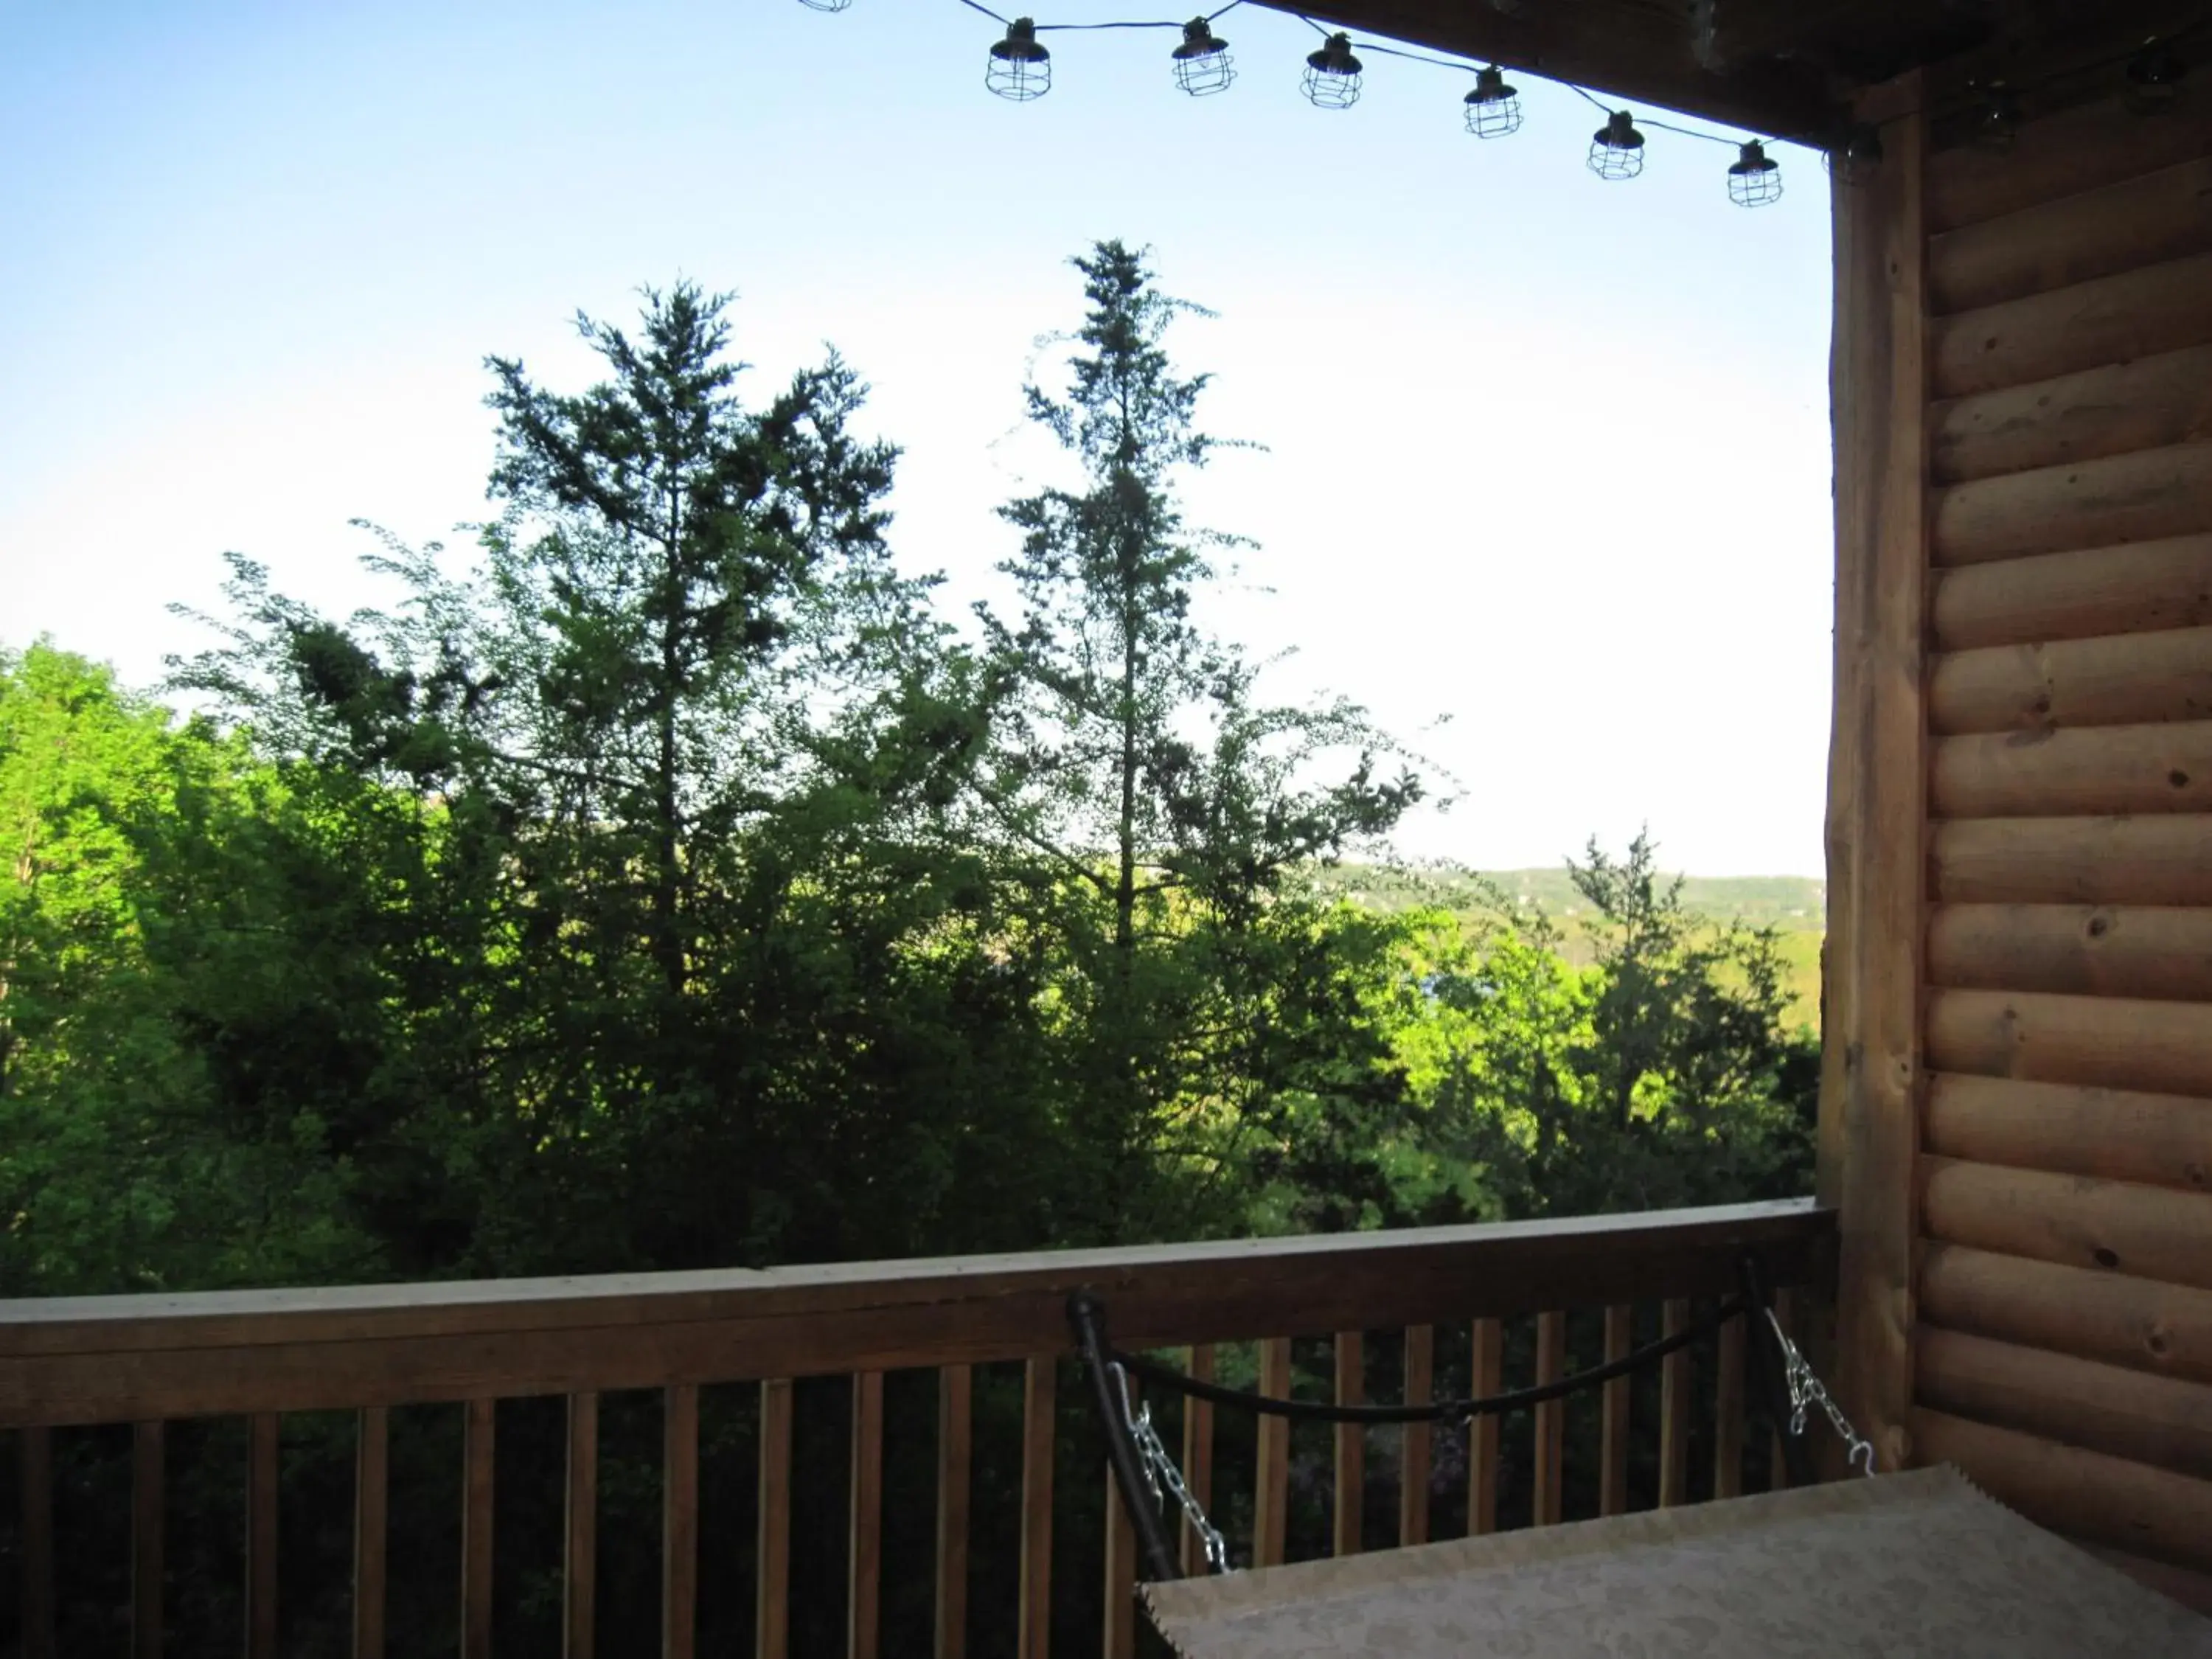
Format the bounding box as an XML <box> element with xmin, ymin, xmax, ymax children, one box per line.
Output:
<box><xmin>0</xmin><ymin>1199</ymin><xmax>1826</xmax><ymax>1658</ymax></box>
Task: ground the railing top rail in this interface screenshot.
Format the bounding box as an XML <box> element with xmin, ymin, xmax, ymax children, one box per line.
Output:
<box><xmin>0</xmin><ymin>1198</ymin><xmax>1831</xmax><ymax>1427</ymax></box>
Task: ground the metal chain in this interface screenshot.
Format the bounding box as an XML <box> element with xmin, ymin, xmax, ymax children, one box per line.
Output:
<box><xmin>1108</xmin><ymin>1361</ymin><xmax>1234</xmax><ymax>1574</ymax></box>
<box><xmin>1763</xmin><ymin>1309</ymin><xmax>1877</xmax><ymax>1476</ymax></box>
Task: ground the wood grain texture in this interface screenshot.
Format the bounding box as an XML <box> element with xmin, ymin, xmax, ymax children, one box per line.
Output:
<box><xmin>1921</xmin><ymin>1242</ymin><xmax>2212</xmax><ymax>1388</ymax></box>
<box><xmin>353</xmin><ymin>1407</ymin><xmax>387</xmax><ymax>1659</ymax></box>
<box><xmin>248</xmin><ymin>1412</ymin><xmax>279</xmax><ymax>1659</ymax></box>
<box><xmin>1926</xmin><ymin>90</ymin><xmax>2212</xmax><ymax>233</ymax></box>
<box><xmin>1820</xmin><ymin>74</ymin><xmax>1927</xmax><ymax>1486</ymax></box>
<box><xmin>564</xmin><ymin>1394</ymin><xmax>597</xmax><ymax>1659</ymax></box>
<box><xmin>1927</xmin><ymin>156</ymin><xmax>2212</xmax><ymax>314</ymax></box>
<box><xmin>1531</xmin><ymin>1312</ymin><xmax>1565</xmax><ymax>1527</ymax></box>
<box><xmin>19</xmin><ymin>1426</ymin><xmax>55</xmax><ymax>1659</ymax></box>
<box><xmin>1917</xmin><ymin>1325</ymin><xmax>2212</xmax><ymax>1480</ymax></box>
<box><xmin>1922</xmin><ymin>1155</ymin><xmax>2212</xmax><ymax>1292</ymax></box>
<box><xmin>1332</xmin><ymin>1331</ymin><xmax>1363</xmax><ymax>1557</ymax></box>
<box><xmin>662</xmin><ymin>1385</ymin><xmax>698</xmax><ymax>1659</ymax></box>
<box><xmin>1930</xmin><ymin>344</ymin><xmax>2212</xmax><ymax>486</ymax></box>
<box><xmin>1932</xmin><ymin>814</ymin><xmax>2212</xmax><ymax>906</ymax></box>
<box><xmin>1599</xmin><ymin>1307</ymin><xmax>1630</xmax><ymax>1517</ymax></box>
<box><xmin>933</xmin><ymin>1366</ymin><xmax>970</xmax><ymax>1659</ymax></box>
<box><xmin>1927</xmin><ymin>902</ymin><xmax>2212</xmax><ymax>1001</ymax></box>
<box><xmin>1927</xmin><ymin>987</ymin><xmax>2212</xmax><ymax>1097</ymax></box>
<box><xmin>849</xmin><ymin>1372</ymin><xmax>883</xmax><ymax>1659</ymax></box>
<box><xmin>1658</xmin><ymin>1301</ymin><xmax>1691</xmax><ymax>1508</ymax></box>
<box><xmin>1930</xmin><ymin>627</ymin><xmax>2212</xmax><ymax>735</ymax></box>
<box><xmin>1256</xmin><ymin>1338</ymin><xmax>1291</xmax><ymax>1567</ymax></box>
<box><xmin>1924</xmin><ymin>1071</ymin><xmax>2212</xmax><ymax>1193</ymax></box>
<box><xmin>462</xmin><ymin>1399</ymin><xmax>494</xmax><ymax>1659</ymax></box>
<box><xmin>1932</xmin><ymin>720</ymin><xmax>2212</xmax><ymax>818</ymax></box>
<box><xmin>1933</xmin><ymin>535</ymin><xmax>2212</xmax><ymax>652</ymax></box>
<box><xmin>0</xmin><ymin>1203</ymin><xmax>1828</xmax><ymax>1427</ymax></box>
<box><xmin>1468</xmin><ymin>1318</ymin><xmax>1500</xmax><ymax>1536</ymax></box>
<box><xmin>1017</xmin><ymin>1359</ymin><xmax>1053</xmax><ymax>1659</ymax></box>
<box><xmin>1714</xmin><ymin>1312</ymin><xmax>1745</xmax><ymax>1500</ymax></box>
<box><xmin>1397</xmin><ymin>1326</ymin><xmax>1432</xmax><ymax>1548</ymax></box>
<box><xmin>1179</xmin><ymin>1346</ymin><xmax>1214</xmax><ymax>1578</ymax></box>
<box><xmin>1932</xmin><ymin>442</ymin><xmax>2212</xmax><ymax>568</ymax></box>
<box><xmin>757</xmin><ymin>1380</ymin><xmax>793</xmax><ymax>1659</ymax></box>
<box><xmin>1914</xmin><ymin>1406</ymin><xmax>2212</xmax><ymax>1571</ymax></box>
<box><xmin>1931</xmin><ymin>251</ymin><xmax>2212</xmax><ymax>400</ymax></box>
<box><xmin>133</xmin><ymin>1420</ymin><xmax>162</xmax><ymax>1659</ymax></box>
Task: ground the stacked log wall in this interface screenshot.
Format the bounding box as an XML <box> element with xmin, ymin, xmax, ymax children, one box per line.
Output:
<box><xmin>1829</xmin><ymin>77</ymin><xmax>2212</xmax><ymax>1597</ymax></box>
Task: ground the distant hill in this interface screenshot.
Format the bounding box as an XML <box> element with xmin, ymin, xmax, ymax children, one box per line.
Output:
<box><xmin>1308</xmin><ymin>863</ymin><xmax>1826</xmax><ymax>1029</ymax></box>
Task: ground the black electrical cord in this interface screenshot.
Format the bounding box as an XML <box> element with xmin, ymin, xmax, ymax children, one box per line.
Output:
<box><xmin>1106</xmin><ymin>1293</ymin><xmax>1746</xmax><ymax>1426</ymax></box>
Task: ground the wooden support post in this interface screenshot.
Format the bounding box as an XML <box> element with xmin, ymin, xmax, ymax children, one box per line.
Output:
<box><xmin>462</xmin><ymin>1399</ymin><xmax>495</xmax><ymax>1659</ymax></box>
<box><xmin>934</xmin><ymin>1366</ymin><xmax>971</xmax><ymax>1659</ymax></box>
<box><xmin>1018</xmin><ymin>1359</ymin><xmax>1054</xmax><ymax>1659</ymax></box>
<box><xmin>1179</xmin><ymin>1346</ymin><xmax>1214</xmax><ymax>1576</ymax></box>
<box><xmin>1658</xmin><ymin>1302</ymin><xmax>1691</xmax><ymax>1509</ymax></box>
<box><xmin>1822</xmin><ymin>67</ymin><xmax>1931</xmax><ymax>1482</ymax></box>
<box><xmin>1332</xmin><ymin>1331</ymin><xmax>1364</xmax><ymax>1557</ymax></box>
<box><xmin>565</xmin><ymin>1393</ymin><xmax>598</xmax><ymax>1659</ymax></box>
<box><xmin>354</xmin><ymin>1407</ymin><xmax>388</xmax><ymax>1659</ymax></box>
<box><xmin>662</xmin><ymin>1385</ymin><xmax>698</xmax><ymax>1659</ymax></box>
<box><xmin>1715</xmin><ymin>1312</ymin><xmax>1746</xmax><ymax>1500</ymax></box>
<box><xmin>1399</xmin><ymin>1326</ymin><xmax>1433</xmax><ymax>1548</ymax></box>
<box><xmin>1599</xmin><ymin>1307</ymin><xmax>1632</xmax><ymax>1517</ymax></box>
<box><xmin>849</xmin><ymin>1373</ymin><xmax>883</xmax><ymax>1659</ymax></box>
<box><xmin>133</xmin><ymin>1420</ymin><xmax>164</xmax><ymax>1659</ymax></box>
<box><xmin>20</xmin><ymin>1427</ymin><xmax>55</xmax><ymax>1659</ymax></box>
<box><xmin>1532</xmin><ymin>1312</ymin><xmax>1566</xmax><ymax>1526</ymax></box>
<box><xmin>757</xmin><ymin>1380</ymin><xmax>793</xmax><ymax>1659</ymax></box>
<box><xmin>1468</xmin><ymin>1319</ymin><xmax>1501</xmax><ymax>1536</ymax></box>
<box><xmin>1255</xmin><ymin>1339</ymin><xmax>1291</xmax><ymax>1568</ymax></box>
<box><xmin>247</xmin><ymin>1412</ymin><xmax>280</xmax><ymax>1659</ymax></box>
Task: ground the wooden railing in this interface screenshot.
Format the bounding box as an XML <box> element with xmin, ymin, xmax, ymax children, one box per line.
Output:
<box><xmin>1</xmin><ymin>1197</ymin><xmax>1831</xmax><ymax>1658</ymax></box>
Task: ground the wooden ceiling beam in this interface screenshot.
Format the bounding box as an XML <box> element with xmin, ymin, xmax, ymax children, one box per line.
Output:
<box><xmin>1248</xmin><ymin>0</ymin><xmax>1848</xmax><ymax>140</ymax></box>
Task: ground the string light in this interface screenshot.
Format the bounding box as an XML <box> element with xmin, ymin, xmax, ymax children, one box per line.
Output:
<box><xmin>1463</xmin><ymin>65</ymin><xmax>1522</xmax><ymax>136</ymax></box>
<box><xmin>1588</xmin><ymin>109</ymin><xmax>1645</xmax><ymax>179</ymax></box>
<box><xmin>987</xmin><ymin>17</ymin><xmax>1052</xmax><ymax>101</ymax></box>
<box><xmin>797</xmin><ymin>0</ymin><xmax>852</xmax><ymax>10</ymax></box>
<box><xmin>1301</xmin><ymin>32</ymin><xmax>1363</xmax><ymax>109</ymax></box>
<box><xmin>2125</xmin><ymin>38</ymin><xmax>2187</xmax><ymax>115</ymax></box>
<box><xmin>1728</xmin><ymin>139</ymin><xmax>1782</xmax><ymax>206</ymax></box>
<box><xmin>1970</xmin><ymin>83</ymin><xmax>2021</xmax><ymax>150</ymax></box>
<box><xmin>1172</xmin><ymin>17</ymin><xmax>1235</xmax><ymax>96</ymax></box>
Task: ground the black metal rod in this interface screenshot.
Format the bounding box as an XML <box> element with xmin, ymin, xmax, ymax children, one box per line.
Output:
<box><xmin>1068</xmin><ymin>1293</ymin><xmax>1183</xmax><ymax>1586</ymax></box>
<box><xmin>1739</xmin><ymin>1255</ymin><xmax>1817</xmax><ymax>1489</ymax></box>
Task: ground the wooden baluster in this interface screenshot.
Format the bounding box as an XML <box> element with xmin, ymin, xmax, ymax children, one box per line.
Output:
<box><xmin>1599</xmin><ymin>1307</ymin><xmax>1632</xmax><ymax>1517</ymax></box>
<box><xmin>1255</xmin><ymin>1340</ymin><xmax>1292</xmax><ymax>1568</ymax></box>
<box><xmin>462</xmin><ymin>1399</ymin><xmax>495</xmax><ymax>1659</ymax></box>
<box><xmin>354</xmin><ymin>1407</ymin><xmax>388</xmax><ymax>1659</ymax></box>
<box><xmin>247</xmin><ymin>1413</ymin><xmax>280</xmax><ymax>1659</ymax></box>
<box><xmin>1332</xmin><ymin>1332</ymin><xmax>1363</xmax><ymax>1557</ymax></box>
<box><xmin>1398</xmin><ymin>1326</ymin><xmax>1433</xmax><ymax>1548</ymax></box>
<box><xmin>1658</xmin><ymin>1302</ymin><xmax>1691</xmax><ymax>1509</ymax></box>
<box><xmin>566</xmin><ymin>1394</ymin><xmax>599</xmax><ymax>1659</ymax></box>
<box><xmin>133</xmin><ymin>1420</ymin><xmax>164</xmax><ymax>1659</ymax></box>
<box><xmin>1018</xmin><ymin>1358</ymin><xmax>1055</xmax><ymax>1659</ymax></box>
<box><xmin>1714</xmin><ymin>1309</ymin><xmax>1747</xmax><ymax>1500</ymax></box>
<box><xmin>934</xmin><ymin>1366</ymin><xmax>971</xmax><ymax>1659</ymax></box>
<box><xmin>1102</xmin><ymin>1371</ymin><xmax>1137</xmax><ymax>1659</ymax></box>
<box><xmin>20</xmin><ymin>1427</ymin><xmax>55</xmax><ymax>1659</ymax></box>
<box><xmin>849</xmin><ymin>1373</ymin><xmax>883</xmax><ymax>1659</ymax></box>
<box><xmin>757</xmin><ymin>1379</ymin><xmax>794</xmax><ymax>1659</ymax></box>
<box><xmin>662</xmin><ymin>1385</ymin><xmax>700</xmax><ymax>1659</ymax></box>
<box><xmin>1179</xmin><ymin>1346</ymin><xmax>1214</xmax><ymax>1576</ymax></box>
<box><xmin>1769</xmin><ymin>1290</ymin><xmax>1795</xmax><ymax>1490</ymax></box>
<box><xmin>1532</xmin><ymin>1313</ymin><xmax>1566</xmax><ymax>1527</ymax></box>
<box><xmin>1467</xmin><ymin>1320</ymin><xmax>1501</xmax><ymax>1537</ymax></box>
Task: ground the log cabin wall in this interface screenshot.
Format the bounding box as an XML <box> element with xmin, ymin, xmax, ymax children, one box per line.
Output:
<box><xmin>1824</xmin><ymin>63</ymin><xmax>2212</xmax><ymax>1593</ymax></box>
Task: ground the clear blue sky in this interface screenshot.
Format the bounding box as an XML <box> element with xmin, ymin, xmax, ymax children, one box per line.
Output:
<box><xmin>1</xmin><ymin>0</ymin><xmax>1838</xmax><ymax>875</ymax></box>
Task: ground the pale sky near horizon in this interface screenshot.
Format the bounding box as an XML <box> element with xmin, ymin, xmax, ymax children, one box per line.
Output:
<box><xmin>1</xmin><ymin>0</ymin><xmax>1839</xmax><ymax>876</ymax></box>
